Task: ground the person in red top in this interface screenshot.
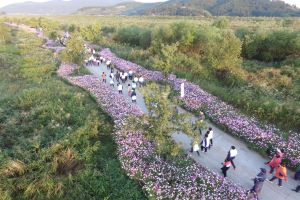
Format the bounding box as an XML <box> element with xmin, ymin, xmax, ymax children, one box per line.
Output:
<box><xmin>265</xmin><ymin>149</ymin><xmax>284</xmax><ymax>174</ymax></box>
<box><xmin>267</xmin><ymin>163</ymin><xmax>288</xmax><ymax>187</ymax></box>
<box><xmin>102</xmin><ymin>72</ymin><xmax>106</xmax><ymax>83</ymax></box>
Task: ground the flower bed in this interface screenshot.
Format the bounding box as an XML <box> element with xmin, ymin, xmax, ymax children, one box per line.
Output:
<box><xmin>100</xmin><ymin>48</ymin><xmax>300</xmax><ymax>168</ymax></box>
<box><xmin>57</xmin><ymin>63</ymin><xmax>247</xmax><ymax>199</ymax></box>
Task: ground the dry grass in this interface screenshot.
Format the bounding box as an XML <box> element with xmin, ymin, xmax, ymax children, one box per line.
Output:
<box><xmin>52</xmin><ymin>148</ymin><xmax>81</xmax><ymax>175</ymax></box>
<box><xmin>2</xmin><ymin>160</ymin><xmax>26</xmax><ymax>177</ymax></box>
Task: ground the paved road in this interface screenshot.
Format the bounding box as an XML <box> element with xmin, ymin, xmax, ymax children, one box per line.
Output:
<box><xmin>87</xmin><ymin>64</ymin><xmax>299</xmax><ymax>200</ymax></box>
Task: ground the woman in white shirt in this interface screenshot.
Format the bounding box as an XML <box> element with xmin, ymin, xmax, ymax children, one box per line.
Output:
<box><xmin>207</xmin><ymin>127</ymin><xmax>213</xmax><ymax>149</ymax></box>
<box><xmin>132</xmin><ymin>82</ymin><xmax>137</xmax><ymax>90</ymax></box>
<box><xmin>139</xmin><ymin>76</ymin><xmax>144</xmax><ymax>87</ymax></box>
<box><xmin>109</xmin><ymin>78</ymin><xmax>114</xmax><ymax>87</ymax></box>
<box><xmin>201</xmin><ymin>133</ymin><xmax>210</xmax><ymax>153</ymax></box>
<box><xmin>117</xmin><ymin>84</ymin><xmax>123</xmax><ymax>94</ymax></box>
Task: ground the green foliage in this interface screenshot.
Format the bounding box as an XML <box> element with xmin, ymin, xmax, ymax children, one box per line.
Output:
<box><xmin>49</xmin><ymin>31</ymin><xmax>58</xmax><ymax>40</ymax></box>
<box><xmin>60</xmin><ymin>32</ymin><xmax>85</xmax><ymax>65</ymax></box>
<box><xmin>240</xmin><ymin>30</ymin><xmax>300</xmax><ymax>62</ymax></box>
<box><xmin>138</xmin><ymin>0</ymin><xmax>300</xmax><ymax>17</ymax></box>
<box><xmin>68</xmin><ymin>24</ymin><xmax>76</xmax><ymax>33</ymax></box>
<box><xmin>204</xmin><ymin>30</ymin><xmax>242</xmax><ymax>74</ymax></box>
<box><xmin>80</xmin><ymin>24</ymin><xmax>102</xmax><ymax>43</ymax></box>
<box><xmin>140</xmin><ymin>83</ymin><xmax>197</xmax><ymax>157</ymax></box>
<box><xmin>0</xmin><ymin>24</ymin><xmax>12</xmax><ymax>44</ymax></box>
<box><xmin>9</xmin><ymin>15</ymin><xmax>300</xmax><ymax>133</ymax></box>
<box><xmin>213</xmin><ymin>17</ymin><xmax>230</xmax><ymax>29</ymax></box>
<box><xmin>153</xmin><ymin>42</ymin><xmax>178</xmax><ymax>77</ymax></box>
<box><xmin>115</xmin><ymin>25</ymin><xmax>152</xmax><ymax>49</ymax></box>
<box><xmin>0</xmin><ymin>26</ymin><xmax>145</xmax><ymax>199</ymax></box>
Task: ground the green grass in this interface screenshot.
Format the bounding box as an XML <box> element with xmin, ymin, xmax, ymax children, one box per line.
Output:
<box><xmin>71</xmin><ymin>66</ymin><xmax>92</xmax><ymax>76</ymax></box>
<box><xmin>0</xmin><ymin>25</ymin><xmax>145</xmax><ymax>200</ymax></box>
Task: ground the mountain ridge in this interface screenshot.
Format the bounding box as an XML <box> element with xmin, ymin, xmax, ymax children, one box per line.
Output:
<box><xmin>1</xmin><ymin>0</ymin><xmax>300</xmax><ymax>16</ymax></box>
<box><xmin>0</xmin><ymin>0</ymin><xmax>133</xmax><ymax>15</ymax></box>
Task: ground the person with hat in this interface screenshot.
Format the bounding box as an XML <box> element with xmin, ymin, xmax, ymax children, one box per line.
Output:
<box><xmin>250</xmin><ymin>168</ymin><xmax>267</xmax><ymax>197</ymax></box>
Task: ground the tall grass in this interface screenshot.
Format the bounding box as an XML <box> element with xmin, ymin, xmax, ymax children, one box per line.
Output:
<box><xmin>0</xmin><ymin>25</ymin><xmax>145</xmax><ymax>199</ymax></box>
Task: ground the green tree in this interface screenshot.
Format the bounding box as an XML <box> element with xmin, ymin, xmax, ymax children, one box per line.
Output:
<box><xmin>80</xmin><ymin>24</ymin><xmax>102</xmax><ymax>44</ymax></box>
<box><xmin>60</xmin><ymin>32</ymin><xmax>85</xmax><ymax>65</ymax></box>
<box><xmin>213</xmin><ymin>17</ymin><xmax>230</xmax><ymax>29</ymax></box>
<box><xmin>153</xmin><ymin>42</ymin><xmax>179</xmax><ymax>77</ymax></box>
<box><xmin>204</xmin><ymin>30</ymin><xmax>242</xmax><ymax>74</ymax></box>
<box><xmin>137</xmin><ymin>84</ymin><xmax>199</xmax><ymax>158</ymax></box>
<box><xmin>49</xmin><ymin>31</ymin><xmax>58</xmax><ymax>40</ymax></box>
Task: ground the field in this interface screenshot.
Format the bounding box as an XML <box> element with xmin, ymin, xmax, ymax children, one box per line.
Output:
<box><xmin>24</xmin><ymin>15</ymin><xmax>300</xmax><ymax>132</ymax></box>
<box><xmin>0</xmin><ymin>24</ymin><xmax>145</xmax><ymax>200</ymax></box>
<box><xmin>1</xmin><ymin>15</ymin><xmax>300</xmax><ymax>199</ymax></box>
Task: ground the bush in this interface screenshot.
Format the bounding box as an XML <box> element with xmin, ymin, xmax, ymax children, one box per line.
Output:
<box><xmin>115</xmin><ymin>25</ymin><xmax>152</xmax><ymax>49</ymax></box>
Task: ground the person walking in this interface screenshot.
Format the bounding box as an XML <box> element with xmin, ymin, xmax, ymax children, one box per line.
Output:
<box><xmin>200</xmin><ymin>133</ymin><xmax>210</xmax><ymax>153</ymax></box>
<box><xmin>115</xmin><ymin>71</ymin><xmax>120</xmax><ymax>83</ymax></box>
<box><xmin>109</xmin><ymin>78</ymin><xmax>114</xmax><ymax>87</ymax></box>
<box><xmin>118</xmin><ymin>84</ymin><xmax>123</xmax><ymax>94</ymax></box>
<box><xmin>221</xmin><ymin>160</ymin><xmax>232</xmax><ymax>177</ymax></box>
<box><xmin>224</xmin><ymin>146</ymin><xmax>238</xmax><ymax>170</ymax></box>
<box><xmin>110</xmin><ymin>72</ymin><xmax>114</xmax><ymax>80</ymax></box>
<box><xmin>267</xmin><ymin>163</ymin><xmax>288</xmax><ymax>187</ymax></box>
<box><xmin>121</xmin><ymin>73</ymin><xmax>126</xmax><ymax>84</ymax></box>
<box><xmin>131</xmin><ymin>90</ymin><xmax>137</xmax><ymax>103</ymax></box>
<box><xmin>106</xmin><ymin>60</ymin><xmax>111</xmax><ymax>69</ymax></box>
<box><xmin>199</xmin><ymin>111</ymin><xmax>205</xmax><ymax>121</ymax></box>
<box><xmin>194</xmin><ymin>118</ymin><xmax>204</xmax><ymax>136</ymax></box>
<box><xmin>128</xmin><ymin>84</ymin><xmax>132</xmax><ymax>96</ymax></box>
<box><xmin>190</xmin><ymin>140</ymin><xmax>200</xmax><ymax>156</ymax></box>
<box><xmin>102</xmin><ymin>72</ymin><xmax>106</xmax><ymax>83</ymax></box>
<box><xmin>250</xmin><ymin>168</ymin><xmax>267</xmax><ymax>198</ymax></box>
<box><xmin>132</xmin><ymin>82</ymin><xmax>137</xmax><ymax>90</ymax></box>
<box><xmin>124</xmin><ymin>72</ymin><xmax>128</xmax><ymax>82</ymax></box>
<box><xmin>129</xmin><ymin>70</ymin><xmax>133</xmax><ymax>80</ymax></box>
<box><xmin>265</xmin><ymin>151</ymin><xmax>283</xmax><ymax>174</ymax></box>
<box><xmin>139</xmin><ymin>76</ymin><xmax>144</xmax><ymax>87</ymax></box>
<box><xmin>207</xmin><ymin>127</ymin><xmax>213</xmax><ymax>148</ymax></box>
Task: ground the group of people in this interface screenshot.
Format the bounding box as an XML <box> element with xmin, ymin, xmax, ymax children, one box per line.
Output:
<box><xmin>97</xmin><ymin>59</ymin><xmax>144</xmax><ymax>103</ymax></box>
<box><xmin>83</xmin><ymin>47</ymin><xmax>145</xmax><ymax>103</ymax></box>
<box><xmin>189</xmin><ymin>111</ymin><xmax>300</xmax><ymax>200</ymax></box>
<box><xmin>85</xmin><ymin>55</ymin><xmax>109</xmax><ymax>67</ymax></box>
<box><xmin>85</xmin><ymin>48</ymin><xmax>300</xmax><ymax>199</ymax></box>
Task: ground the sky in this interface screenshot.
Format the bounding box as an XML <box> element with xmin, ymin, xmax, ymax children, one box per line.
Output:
<box><xmin>0</xmin><ymin>0</ymin><xmax>299</xmax><ymax>8</ymax></box>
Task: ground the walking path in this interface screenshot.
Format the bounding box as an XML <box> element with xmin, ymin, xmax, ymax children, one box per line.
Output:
<box><xmin>87</xmin><ymin>64</ymin><xmax>299</xmax><ymax>200</ymax></box>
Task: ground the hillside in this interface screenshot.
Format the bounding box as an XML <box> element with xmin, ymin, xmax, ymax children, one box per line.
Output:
<box><xmin>141</xmin><ymin>0</ymin><xmax>300</xmax><ymax>16</ymax></box>
<box><xmin>75</xmin><ymin>2</ymin><xmax>159</xmax><ymax>16</ymax></box>
<box><xmin>0</xmin><ymin>0</ymin><xmax>133</xmax><ymax>15</ymax></box>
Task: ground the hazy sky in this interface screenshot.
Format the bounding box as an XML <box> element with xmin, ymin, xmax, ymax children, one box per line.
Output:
<box><xmin>0</xmin><ymin>0</ymin><xmax>299</xmax><ymax>8</ymax></box>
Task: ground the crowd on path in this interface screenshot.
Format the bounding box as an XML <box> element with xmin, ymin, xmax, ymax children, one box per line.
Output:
<box><xmin>191</xmin><ymin>109</ymin><xmax>300</xmax><ymax>199</ymax></box>
<box><xmin>85</xmin><ymin>47</ymin><xmax>145</xmax><ymax>104</ymax></box>
<box><xmin>84</xmin><ymin>46</ymin><xmax>300</xmax><ymax>200</ymax></box>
